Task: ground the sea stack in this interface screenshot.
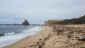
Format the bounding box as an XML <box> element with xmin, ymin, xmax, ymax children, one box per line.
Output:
<box><xmin>22</xmin><ymin>20</ymin><xmax>29</xmax><ymax>25</ymax></box>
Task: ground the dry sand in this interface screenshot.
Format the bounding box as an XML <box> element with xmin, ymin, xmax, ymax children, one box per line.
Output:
<box><xmin>4</xmin><ymin>25</ymin><xmax>85</xmax><ymax>48</ymax></box>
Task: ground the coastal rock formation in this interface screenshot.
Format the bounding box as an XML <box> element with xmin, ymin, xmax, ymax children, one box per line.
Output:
<box><xmin>22</xmin><ymin>20</ymin><xmax>29</xmax><ymax>25</ymax></box>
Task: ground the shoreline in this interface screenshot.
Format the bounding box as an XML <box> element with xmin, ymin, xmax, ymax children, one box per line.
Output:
<box><xmin>2</xmin><ymin>27</ymin><xmax>45</xmax><ymax>48</ymax></box>
<box><xmin>2</xmin><ymin>26</ymin><xmax>44</xmax><ymax>48</ymax></box>
<box><xmin>3</xmin><ymin>25</ymin><xmax>85</xmax><ymax>48</ymax></box>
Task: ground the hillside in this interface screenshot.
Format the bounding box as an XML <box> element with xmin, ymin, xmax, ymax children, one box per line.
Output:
<box><xmin>45</xmin><ymin>15</ymin><xmax>85</xmax><ymax>25</ymax></box>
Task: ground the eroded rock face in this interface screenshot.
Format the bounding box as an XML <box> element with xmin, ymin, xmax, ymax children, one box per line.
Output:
<box><xmin>22</xmin><ymin>20</ymin><xmax>29</xmax><ymax>25</ymax></box>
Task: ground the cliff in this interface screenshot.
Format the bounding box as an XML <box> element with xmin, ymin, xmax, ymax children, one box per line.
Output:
<box><xmin>45</xmin><ymin>20</ymin><xmax>63</xmax><ymax>25</ymax></box>
<box><xmin>45</xmin><ymin>15</ymin><xmax>85</xmax><ymax>25</ymax></box>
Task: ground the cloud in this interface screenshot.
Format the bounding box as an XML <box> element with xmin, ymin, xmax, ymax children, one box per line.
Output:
<box><xmin>0</xmin><ymin>0</ymin><xmax>85</xmax><ymax>24</ymax></box>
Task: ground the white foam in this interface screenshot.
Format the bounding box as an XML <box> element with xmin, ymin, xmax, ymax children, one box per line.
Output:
<box><xmin>0</xmin><ymin>26</ymin><xmax>42</xmax><ymax>48</ymax></box>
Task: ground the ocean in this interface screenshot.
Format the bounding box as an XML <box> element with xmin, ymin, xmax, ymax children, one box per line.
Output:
<box><xmin>0</xmin><ymin>25</ymin><xmax>43</xmax><ymax>48</ymax></box>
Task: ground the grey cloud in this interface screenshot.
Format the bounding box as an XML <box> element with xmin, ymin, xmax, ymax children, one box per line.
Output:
<box><xmin>0</xmin><ymin>0</ymin><xmax>85</xmax><ymax>24</ymax></box>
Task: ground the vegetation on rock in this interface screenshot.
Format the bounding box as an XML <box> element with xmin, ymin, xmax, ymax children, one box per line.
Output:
<box><xmin>46</xmin><ymin>15</ymin><xmax>85</xmax><ymax>25</ymax></box>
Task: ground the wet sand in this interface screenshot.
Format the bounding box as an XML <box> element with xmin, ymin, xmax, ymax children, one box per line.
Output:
<box><xmin>4</xmin><ymin>25</ymin><xmax>85</xmax><ymax>48</ymax></box>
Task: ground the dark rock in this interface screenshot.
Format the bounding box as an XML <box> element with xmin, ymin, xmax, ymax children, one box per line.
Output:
<box><xmin>22</xmin><ymin>20</ymin><xmax>29</xmax><ymax>25</ymax></box>
<box><xmin>81</xmin><ymin>47</ymin><xmax>85</xmax><ymax>48</ymax></box>
<box><xmin>0</xmin><ymin>34</ymin><xmax>4</xmax><ymax>36</ymax></box>
<box><xmin>78</xmin><ymin>38</ymin><xmax>85</xmax><ymax>41</ymax></box>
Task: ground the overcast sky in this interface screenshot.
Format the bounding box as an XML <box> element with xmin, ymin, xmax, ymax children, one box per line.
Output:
<box><xmin>0</xmin><ymin>0</ymin><xmax>85</xmax><ymax>24</ymax></box>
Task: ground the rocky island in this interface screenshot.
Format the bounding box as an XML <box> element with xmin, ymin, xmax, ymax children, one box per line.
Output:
<box><xmin>22</xmin><ymin>20</ymin><xmax>29</xmax><ymax>25</ymax></box>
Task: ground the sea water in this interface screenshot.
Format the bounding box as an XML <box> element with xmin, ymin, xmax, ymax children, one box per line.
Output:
<box><xmin>0</xmin><ymin>25</ymin><xmax>43</xmax><ymax>48</ymax></box>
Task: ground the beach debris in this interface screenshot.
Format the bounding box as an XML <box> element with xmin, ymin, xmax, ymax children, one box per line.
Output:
<box><xmin>24</xmin><ymin>25</ymin><xmax>85</xmax><ymax>48</ymax></box>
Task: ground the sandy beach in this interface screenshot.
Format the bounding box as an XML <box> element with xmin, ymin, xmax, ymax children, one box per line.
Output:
<box><xmin>0</xmin><ymin>0</ymin><xmax>85</xmax><ymax>48</ymax></box>
<box><xmin>4</xmin><ymin>25</ymin><xmax>85</xmax><ymax>48</ymax></box>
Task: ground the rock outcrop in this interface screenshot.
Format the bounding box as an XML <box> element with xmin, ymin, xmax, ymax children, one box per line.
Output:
<box><xmin>22</xmin><ymin>20</ymin><xmax>29</xmax><ymax>25</ymax></box>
